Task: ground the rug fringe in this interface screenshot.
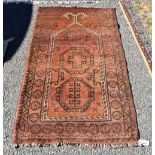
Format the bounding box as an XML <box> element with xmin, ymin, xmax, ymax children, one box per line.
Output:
<box><xmin>13</xmin><ymin>140</ymin><xmax>150</xmax><ymax>149</ymax></box>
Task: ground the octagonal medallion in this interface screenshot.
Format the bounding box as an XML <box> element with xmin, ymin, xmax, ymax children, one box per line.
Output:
<box><xmin>59</xmin><ymin>47</ymin><xmax>94</xmax><ymax>74</ymax></box>
<box><xmin>56</xmin><ymin>77</ymin><xmax>95</xmax><ymax>112</ymax></box>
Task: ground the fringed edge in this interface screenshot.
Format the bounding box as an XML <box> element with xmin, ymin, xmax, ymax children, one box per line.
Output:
<box><xmin>12</xmin><ymin>141</ymin><xmax>149</xmax><ymax>149</ymax></box>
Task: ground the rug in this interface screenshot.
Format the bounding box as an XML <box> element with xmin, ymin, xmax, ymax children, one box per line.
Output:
<box><xmin>13</xmin><ymin>7</ymin><xmax>139</xmax><ymax>145</ymax></box>
<box><xmin>119</xmin><ymin>1</ymin><xmax>152</xmax><ymax>75</ymax></box>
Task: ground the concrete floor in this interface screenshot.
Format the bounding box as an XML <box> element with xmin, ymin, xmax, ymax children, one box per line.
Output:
<box><xmin>3</xmin><ymin>0</ymin><xmax>152</xmax><ymax>154</ymax></box>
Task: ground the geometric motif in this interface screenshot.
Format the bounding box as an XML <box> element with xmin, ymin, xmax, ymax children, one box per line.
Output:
<box><xmin>59</xmin><ymin>47</ymin><xmax>94</xmax><ymax>74</ymax></box>
<box><xmin>34</xmin><ymin>79</ymin><xmax>44</xmax><ymax>87</ymax></box>
<box><xmin>65</xmin><ymin>123</ymin><xmax>76</xmax><ymax>134</ymax></box>
<box><xmin>29</xmin><ymin>113</ymin><xmax>39</xmax><ymax>122</ymax></box>
<box><xmin>13</xmin><ymin>7</ymin><xmax>139</xmax><ymax>145</ymax></box>
<box><xmin>32</xmin><ymin>90</ymin><xmax>43</xmax><ymax>99</ymax></box>
<box><xmin>112</xmin><ymin>111</ymin><xmax>122</xmax><ymax>120</ymax></box>
<box><xmin>100</xmin><ymin>123</ymin><xmax>110</xmax><ymax>134</ymax></box>
<box><xmin>31</xmin><ymin>101</ymin><xmax>40</xmax><ymax>111</ymax></box>
<box><xmin>56</xmin><ymin>77</ymin><xmax>95</xmax><ymax>112</ymax></box>
<box><xmin>111</xmin><ymin>100</ymin><xmax>121</xmax><ymax>109</ymax></box>
<box><xmin>111</xmin><ymin>122</ymin><xmax>122</xmax><ymax>133</ymax></box>
<box><xmin>29</xmin><ymin>124</ymin><xmax>41</xmax><ymax>134</ymax></box>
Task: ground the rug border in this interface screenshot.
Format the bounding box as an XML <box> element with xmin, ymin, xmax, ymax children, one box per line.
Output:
<box><xmin>12</xmin><ymin>7</ymin><xmax>40</xmax><ymax>144</ymax></box>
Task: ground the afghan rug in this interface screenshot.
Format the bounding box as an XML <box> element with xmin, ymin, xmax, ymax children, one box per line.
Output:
<box><xmin>13</xmin><ymin>7</ymin><xmax>139</xmax><ymax>145</ymax></box>
<box><xmin>119</xmin><ymin>1</ymin><xmax>152</xmax><ymax>75</ymax></box>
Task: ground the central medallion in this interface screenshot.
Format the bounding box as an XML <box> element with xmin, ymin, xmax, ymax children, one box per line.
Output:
<box><xmin>56</xmin><ymin>77</ymin><xmax>95</xmax><ymax>112</ymax></box>
<box><xmin>59</xmin><ymin>47</ymin><xmax>94</xmax><ymax>74</ymax></box>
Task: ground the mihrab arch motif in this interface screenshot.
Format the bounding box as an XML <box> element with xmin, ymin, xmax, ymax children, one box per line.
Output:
<box><xmin>51</xmin><ymin>12</ymin><xmax>100</xmax><ymax>74</ymax></box>
<box><xmin>42</xmin><ymin>12</ymin><xmax>110</xmax><ymax>120</ymax></box>
<box><xmin>52</xmin><ymin>13</ymin><xmax>100</xmax><ymax>112</ymax></box>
